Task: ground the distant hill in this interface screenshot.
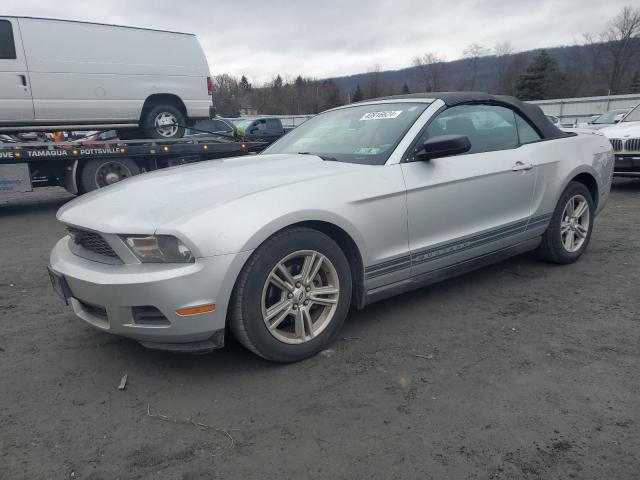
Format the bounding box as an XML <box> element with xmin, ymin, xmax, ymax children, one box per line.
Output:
<box><xmin>329</xmin><ymin>41</ymin><xmax>639</xmax><ymax>97</ymax></box>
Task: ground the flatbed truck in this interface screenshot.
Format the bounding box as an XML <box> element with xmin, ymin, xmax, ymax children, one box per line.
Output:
<box><xmin>0</xmin><ymin>136</ymin><xmax>261</xmax><ymax>195</ymax></box>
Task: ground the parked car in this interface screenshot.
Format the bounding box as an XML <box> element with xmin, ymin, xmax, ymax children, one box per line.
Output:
<box><xmin>579</xmin><ymin>109</ymin><xmax>631</xmax><ymax>130</ymax></box>
<box><xmin>545</xmin><ymin>115</ymin><xmax>561</xmax><ymax>126</ymax></box>
<box><xmin>185</xmin><ymin>118</ymin><xmax>236</xmax><ymax>138</ymax></box>
<box><xmin>232</xmin><ymin>117</ymin><xmax>289</xmax><ymax>149</ymax></box>
<box><xmin>601</xmin><ymin>103</ymin><xmax>640</xmax><ymax>176</ymax></box>
<box><xmin>0</xmin><ymin>16</ymin><xmax>213</xmax><ymax>139</ymax></box>
<box><xmin>72</xmin><ymin>129</ymin><xmax>119</xmax><ymax>147</ymax></box>
<box><xmin>49</xmin><ymin>93</ymin><xmax>614</xmax><ymax>362</ymax></box>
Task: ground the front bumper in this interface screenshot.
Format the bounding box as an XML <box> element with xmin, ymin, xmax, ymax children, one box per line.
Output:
<box><xmin>614</xmin><ymin>154</ymin><xmax>640</xmax><ymax>176</ymax></box>
<box><xmin>49</xmin><ymin>237</ymin><xmax>251</xmax><ymax>350</ymax></box>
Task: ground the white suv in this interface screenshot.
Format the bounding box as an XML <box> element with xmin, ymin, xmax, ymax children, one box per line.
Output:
<box><xmin>601</xmin><ymin>104</ymin><xmax>640</xmax><ymax>177</ymax></box>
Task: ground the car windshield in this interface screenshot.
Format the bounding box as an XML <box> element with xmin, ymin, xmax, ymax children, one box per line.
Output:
<box><xmin>622</xmin><ymin>105</ymin><xmax>640</xmax><ymax>122</ymax></box>
<box><xmin>263</xmin><ymin>102</ymin><xmax>429</xmax><ymax>165</ymax></box>
<box><xmin>594</xmin><ymin>111</ymin><xmax>624</xmax><ymax>124</ymax></box>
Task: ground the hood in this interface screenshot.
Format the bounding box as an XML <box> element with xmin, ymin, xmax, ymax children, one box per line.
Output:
<box><xmin>561</xmin><ymin>127</ymin><xmax>604</xmax><ymax>136</ymax></box>
<box><xmin>57</xmin><ymin>154</ymin><xmax>365</xmax><ymax>233</ymax></box>
<box><xmin>600</xmin><ymin>121</ymin><xmax>640</xmax><ymax>138</ymax></box>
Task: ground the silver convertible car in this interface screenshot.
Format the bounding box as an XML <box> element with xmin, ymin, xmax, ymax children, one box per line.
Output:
<box><xmin>49</xmin><ymin>93</ymin><xmax>614</xmax><ymax>362</ymax></box>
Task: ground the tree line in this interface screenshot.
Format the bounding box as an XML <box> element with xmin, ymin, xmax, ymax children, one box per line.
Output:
<box><xmin>213</xmin><ymin>6</ymin><xmax>640</xmax><ymax>116</ymax></box>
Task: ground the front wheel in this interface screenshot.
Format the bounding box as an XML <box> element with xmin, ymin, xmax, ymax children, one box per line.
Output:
<box><xmin>537</xmin><ymin>181</ymin><xmax>594</xmax><ymax>264</ymax></box>
<box><xmin>229</xmin><ymin>227</ymin><xmax>352</xmax><ymax>362</ymax></box>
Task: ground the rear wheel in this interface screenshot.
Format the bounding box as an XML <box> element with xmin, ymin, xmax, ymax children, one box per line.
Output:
<box><xmin>79</xmin><ymin>157</ymin><xmax>140</xmax><ymax>193</ymax></box>
<box><xmin>537</xmin><ymin>181</ymin><xmax>594</xmax><ymax>264</ymax></box>
<box><xmin>229</xmin><ymin>227</ymin><xmax>352</xmax><ymax>362</ymax></box>
<box><xmin>142</xmin><ymin>104</ymin><xmax>185</xmax><ymax>139</ymax></box>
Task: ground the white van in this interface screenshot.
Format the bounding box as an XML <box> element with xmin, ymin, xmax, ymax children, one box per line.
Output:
<box><xmin>0</xmin><ymin>16</ymin><xmax>214</xmax><ymax>138</ymax></box>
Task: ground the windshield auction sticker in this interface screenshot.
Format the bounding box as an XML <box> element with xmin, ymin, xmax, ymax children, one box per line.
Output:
<box><xmin>360</xmin><ymin>111</ymin><xmax>403</xmax><ymax>121</ymax></box>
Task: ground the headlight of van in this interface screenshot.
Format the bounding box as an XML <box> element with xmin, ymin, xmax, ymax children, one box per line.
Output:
<box><xmin>122</xmin><ymin>235</ymin><xmax>194</xmax><ymax>263</ymax></box>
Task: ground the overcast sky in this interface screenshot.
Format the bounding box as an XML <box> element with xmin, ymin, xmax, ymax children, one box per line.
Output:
<box><xmin>3</xmin><ymin>0</ymin><xmax>630</xmax><ymax>83</ymax></box>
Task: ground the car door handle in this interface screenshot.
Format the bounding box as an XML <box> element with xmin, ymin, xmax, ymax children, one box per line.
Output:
<box><xmin>512</xmin><ymin>161</ymin><xmax>533</xmax><ymax>172</ymax></box>
<box><xmin>18</xmin><ymin>74</ymin><xmax>27</xmax><ymax>87</ymax></box>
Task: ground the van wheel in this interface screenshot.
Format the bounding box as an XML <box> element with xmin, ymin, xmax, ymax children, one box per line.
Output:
<box><xmin>142</xmin><ymin>105</ymin><xmax>185</xmax><ymax>139</ymax></box>
<box><xmin>79</xmin><ymin>157</ymin><xmax>140</xmax><ymax>193</ymax></box>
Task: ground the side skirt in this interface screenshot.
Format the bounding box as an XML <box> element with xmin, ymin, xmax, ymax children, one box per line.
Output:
<box><xmin>363</xmin><ymin>236</ymin><xmax>542</xmax><ymax>307</ymax></box>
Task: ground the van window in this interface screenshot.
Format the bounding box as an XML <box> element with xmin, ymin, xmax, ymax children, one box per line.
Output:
<box><xmin>0</xmin><ymin>21</ymin><xmax>17</xmax><ymax>60</ymax></box>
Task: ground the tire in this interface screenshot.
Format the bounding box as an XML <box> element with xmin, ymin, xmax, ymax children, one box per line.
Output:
<box><xmin>537</xmin><ymin>181</ymin><xmax>594</xmax><ymax>264</ymax></box>
<box><xmin>79</xmin><ymin>157</ymin><xmax>140</xmax><ymax>193</ymax></box>
<box><xmin>141</xmin><ymin>104</ymin><xmax>185</xmax><ymax>139</ymax></box>
<box><xmin>229</xmin><ymin>227</ymin><xmax>352</xmax><ymax>363</ymax></box>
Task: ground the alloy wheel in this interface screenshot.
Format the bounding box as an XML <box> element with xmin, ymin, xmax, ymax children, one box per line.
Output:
<box><xmin>560</xmin><ymin>194</ymin><xmax>590</xmax><ymax>253</ymax></box>
<box><xmin>261</xmin><ymin>250</ymin><xmax>340</xmax><ymax>344</ymax></box>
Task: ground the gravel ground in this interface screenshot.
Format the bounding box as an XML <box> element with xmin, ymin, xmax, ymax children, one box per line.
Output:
<box><xmin>1</xmin><ymin>181</ymin><xmax>639</xmax><ymax>480</ymax></box>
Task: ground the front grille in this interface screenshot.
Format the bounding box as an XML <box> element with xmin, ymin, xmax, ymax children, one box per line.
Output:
<box><xmin>610</xmin><ymin>139</ymin><xmax>623</xmax><ymax>152</ymax></box>
<box><xmin>67</xmin><ymin>227</ymin><xmax>118</xmax><ymax>258</ymax></box>
<box><xmin>625</xmin><ymin>138</ymin><xmax>640</xmax><ymax>152</ymax></box>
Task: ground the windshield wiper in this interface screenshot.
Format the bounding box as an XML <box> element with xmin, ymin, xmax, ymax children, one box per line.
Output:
<box><xmin>297</xmin><ymin>152</ymin><xmax>339</xmax><ymax>162</ymax></box>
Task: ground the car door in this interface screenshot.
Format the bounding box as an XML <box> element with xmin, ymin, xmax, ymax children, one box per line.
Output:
<box><xmin>400</xmin><ymin>104</ymin><xmax>538</xmax><ymax>278</ymax></box>
<box><xmin>265</xmin><ymin>118</ymin><xmax>285</xmax><ymax>143</ymax></box>
<box><xmin>0</xmin><ymin>18</ymin><xmax>34</xmax><ymax>122</ymax></box>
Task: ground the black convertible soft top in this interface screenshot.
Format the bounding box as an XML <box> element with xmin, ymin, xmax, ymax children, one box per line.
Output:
<box><xmin>373</xmin><ymin>92</ymin><xmax>567</xmax><ymax>140</ymax></box>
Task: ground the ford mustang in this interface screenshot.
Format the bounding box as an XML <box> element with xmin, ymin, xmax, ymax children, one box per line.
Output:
<box><xmin>48</xmin><ymin>93</ymin><xmax>614</xmax><ymax>362</ymax></box>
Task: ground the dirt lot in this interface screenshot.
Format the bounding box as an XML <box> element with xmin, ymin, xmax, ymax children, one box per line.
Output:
<box><xmin>1</xmin><ymin>181</ymin><xmax>639</xmax><ymax>479</ymax></box>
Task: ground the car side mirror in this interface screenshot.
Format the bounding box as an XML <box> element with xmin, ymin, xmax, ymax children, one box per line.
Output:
<box><xmin>416</xmin><ymin>134</ymin><xmax>471</xmax><ymax>161</ymax></box>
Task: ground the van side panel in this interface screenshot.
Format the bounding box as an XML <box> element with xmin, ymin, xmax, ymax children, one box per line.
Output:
<box><xmin>0</xmin><ymin>17</ymin><xmax>34</xmax><ymax>121</ymax></box>
<box><xmin>18</xmin><ymin>18</ymin><xmax>211</xmax><ymax>122</ymax></box>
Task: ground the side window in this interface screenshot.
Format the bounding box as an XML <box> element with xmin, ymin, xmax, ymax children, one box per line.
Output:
<box><xmin>515</xmin><ymin>114</ymin><xmax>542</xmax><ymax>144</ymax></box>
<box><xmin>0</xmin><ymin>20</ymin><xmax>17</xmax><ymax>60</ymax></box>
<box><xmin>418</xmin><ymin>104</ymin><xmax>520</xmax><ymax>156</ymax></box>
<box><xmin>266</xmin><ymin>119</ymin><xmax>281</xmax><ymax>132</ymax></box>
<box><xmin>256</xmin><ymin>120</ymin><xmax>267</xmax><ymax>131</ymax></box>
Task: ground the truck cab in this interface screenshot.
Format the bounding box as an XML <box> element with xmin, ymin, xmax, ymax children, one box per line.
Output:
<box><xmin>233</xmin><ymin>118</ymin><xmax>287</xmax><ymax>149</ymax></box>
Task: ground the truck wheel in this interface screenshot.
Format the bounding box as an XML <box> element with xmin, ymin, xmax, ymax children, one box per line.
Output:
<box><xmin>142</xmin><ymin>104</ymin><xmax>185</xmax><ymax>139</ymax></box>
<box><xmin>79</xmin><ymin>157</ymin><xmax>140</xmax><ymax>193</ymax></box>
<box><xmin>229</xmin><ymin>227</ymin><xmax>352</xmax><ymax>363</ymax></box>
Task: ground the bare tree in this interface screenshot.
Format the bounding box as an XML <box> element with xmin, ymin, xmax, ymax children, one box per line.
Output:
<box><xmin>412</xmin><ymin>52</ymin><xmax>447</xmax><ymax>92</ymax></box>
<box><xmin>463</xmin><ymin>43</ymin><xmax>489</xmax><ymax>90</ymax></box>
<box><xmin>363</xmin><ymin>65</ymin><xmax>390</xmax><ymax>99</ymax></box>
<box><xmin>585</xmin><ymin>6</ymin><xmax>640</xmax><ymax>94</ymax></box>
<box><xmin>212</xmin><ymin>74</ymin><xmax>240</xmax><ymax>116</ymax></box>
<box><xmin>493</xmin><ymin>41</ymin><xmax>514</xmax><ymax>93</ymax></box>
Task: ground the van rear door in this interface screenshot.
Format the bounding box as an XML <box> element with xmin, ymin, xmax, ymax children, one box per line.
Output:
<box><xmin>0</xmin><ymin>18</ymin><xmax>34</xmax><ymax>122</ymax></box>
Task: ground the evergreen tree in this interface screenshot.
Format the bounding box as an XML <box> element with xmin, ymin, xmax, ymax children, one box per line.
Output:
<box><xmin>272</xmin><ymin>74</ymin><xmax>284</xmax><ymax>89</ymax></box>
<box><xmin>515</xmin><ymin>50</ymin><xmax>566</xmax><ymax>100</ymax></box>
<box><xmin>401</xmin><ymin>83</ymin><xmax>410</xmax><ymax>94</ymax></box>
<box><xmin>352</xmin><ymin>84</ymin><xmax>363</xmax><ymax>103</ymax></box>
<box><xmin>630</xmin><ymin>71</ymin><xmax>640</xmax><ymax>94</ymax></box>
<box><xmin>239</xmin><ymin>75</ymin><xmax>252</xmax><ymax>92</ymax></box>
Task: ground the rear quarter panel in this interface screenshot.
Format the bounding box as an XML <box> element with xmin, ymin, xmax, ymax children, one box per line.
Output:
<box><xmin>529</xmin><ymin>133</ymin><xmax>614</xmax><ymax>218</ymax></box>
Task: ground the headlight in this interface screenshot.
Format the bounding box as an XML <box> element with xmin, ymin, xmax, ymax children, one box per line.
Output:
<box><xmin>122</xmin><ymin>235</ymin><xmax>194</xmax><ymax>263</ymax></box>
